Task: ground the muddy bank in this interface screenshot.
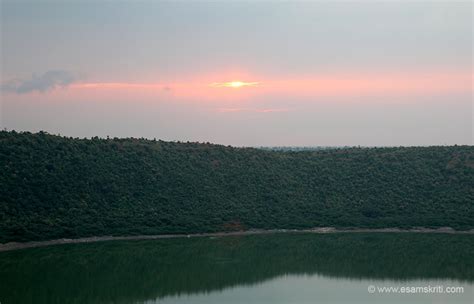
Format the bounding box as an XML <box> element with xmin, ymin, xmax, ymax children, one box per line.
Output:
<box><xmin>1</xmin><ymin>227</ymin><xmax>472</xmax><ymax>252</ymax></box>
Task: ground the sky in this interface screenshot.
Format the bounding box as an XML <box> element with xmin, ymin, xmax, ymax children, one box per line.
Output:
<box><xmin>1</xmin><ymin>0</ymin><xmax>472</xmax><ymax>146</ymax></box>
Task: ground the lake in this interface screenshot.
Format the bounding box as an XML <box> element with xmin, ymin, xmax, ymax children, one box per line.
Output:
<box><xmin>0</xmin><ymin>233</ymin><xmax>472</xmax><ymax>304</ymax></box>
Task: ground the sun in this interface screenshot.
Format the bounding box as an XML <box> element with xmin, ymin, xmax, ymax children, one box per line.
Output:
<box><xmin>210</xmin><ymin>81</ymin><xmax>260</xmax><ymax>88</ymax></box>
<box><xmin>229</xmin><ymin>81</ymin><xmax>245</xmax><ymax>88</ymax></box>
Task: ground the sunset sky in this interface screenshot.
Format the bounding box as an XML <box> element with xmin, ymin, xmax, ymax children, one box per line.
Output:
<box><xmin>1</xmin><ymin>1</ymin><xmax>472</xmax><ymax>146</ymax></box>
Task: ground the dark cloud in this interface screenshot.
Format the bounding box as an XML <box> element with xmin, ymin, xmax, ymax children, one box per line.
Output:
<box><xmin>1</xmin><ymin>70</ymin><xmax>79</xmax><ymax>94</ymax></box>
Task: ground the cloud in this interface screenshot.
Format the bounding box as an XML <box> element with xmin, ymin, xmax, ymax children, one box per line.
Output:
<box><xmin>217</xmin><ymin>108</ymin><xmax>289</xmax><ymax>113</ymax></box>
<box><xmin>1</xmin><ymin>70</ymin><xmax>80</xmax><ymax>94</ymax></box>
<box><xmin>255</xmin><ymin>108</ymin><xmax>289</xmax><ymax>113</ymax></box>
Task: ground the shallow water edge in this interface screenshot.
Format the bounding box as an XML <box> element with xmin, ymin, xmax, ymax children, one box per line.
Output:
<box><xmin>1</xmin><ymin>227</ymin><xmax>473</xmax><ymax>252</ymax></box>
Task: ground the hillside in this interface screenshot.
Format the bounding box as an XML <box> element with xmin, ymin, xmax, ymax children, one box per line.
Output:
<box><xmin>0</xmin><ymin>131</ymin><xmax>473</xmax><ymax>243</ymax></box>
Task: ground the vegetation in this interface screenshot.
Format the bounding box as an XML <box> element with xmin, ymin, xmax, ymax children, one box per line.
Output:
<box><xmin>0</xmin><ymin>130</ymin><xmax>473</xmax><ymax>242</ymax></box>
<box><xmin>0</xmin><ymin>233</ymin><xmax>472</xmax><ymax>304</ymax></box>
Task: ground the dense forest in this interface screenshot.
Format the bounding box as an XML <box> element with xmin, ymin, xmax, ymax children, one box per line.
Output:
<box><xmin>0</xmin><ymin>131</ymin><xmax>473</xmax><ymax>242</ymax></box>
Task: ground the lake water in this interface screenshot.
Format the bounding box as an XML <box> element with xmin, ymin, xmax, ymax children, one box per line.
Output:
<box><xmin>0</xmin><ymin>233</ymin><xmax>472</xmax><ymax>304</ymax></box>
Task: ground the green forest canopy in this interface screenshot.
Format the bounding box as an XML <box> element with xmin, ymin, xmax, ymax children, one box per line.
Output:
<box><xmin>0</xmin><ymin>131</ymin><xmax>473</xmax><ymax>242</ymax></box>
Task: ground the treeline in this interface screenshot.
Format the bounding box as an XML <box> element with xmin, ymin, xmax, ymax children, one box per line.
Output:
<box><xmin>0</xmin><ymin>130</ymin><xmax>473</xmax><ymax>242</ymax></box>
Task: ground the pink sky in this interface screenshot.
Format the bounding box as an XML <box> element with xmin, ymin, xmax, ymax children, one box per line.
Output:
<box><xmin>1</xmin><ymin>1</ymin><xmax>472</xmax><ymax>146</ymax></box>
<box><xmin>11</xmin><ymin>69</ymin><xmax>468</xmax><ymax>104</ymax></box>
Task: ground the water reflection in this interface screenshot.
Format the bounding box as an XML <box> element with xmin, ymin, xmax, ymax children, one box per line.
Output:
<box><xmin>0</xmin><ymin>233</ymin><xmax>472</xmax><ymax>304</ymax></box>
<box><xmin>151</xmin><ymin>276</ymin><xmax>472</xmax><ymax>304</ymax></box>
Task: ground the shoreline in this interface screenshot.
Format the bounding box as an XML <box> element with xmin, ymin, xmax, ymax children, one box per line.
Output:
<box><xmin>1</xmin><ymin>227</ymin><xmax>473</xmax><ymax>252</ymax></box>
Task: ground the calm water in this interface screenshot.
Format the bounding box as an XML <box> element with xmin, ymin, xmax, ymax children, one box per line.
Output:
<box><xmin>0</xmin><ymin>233</ymin><xmax>472</xmax><ymax>304</ymax></box>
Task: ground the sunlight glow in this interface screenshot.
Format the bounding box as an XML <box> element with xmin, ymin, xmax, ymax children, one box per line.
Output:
<box><xmin>210</xmin><ymin>81</ymin><xmax>260</xmax><ymax>88</ymax></box>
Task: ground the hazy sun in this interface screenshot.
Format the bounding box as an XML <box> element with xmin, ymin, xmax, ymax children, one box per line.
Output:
<box><xmin>210</xmin><ymin>81</ymin><xmax>260</xmax><ymax>88</ymax></box>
